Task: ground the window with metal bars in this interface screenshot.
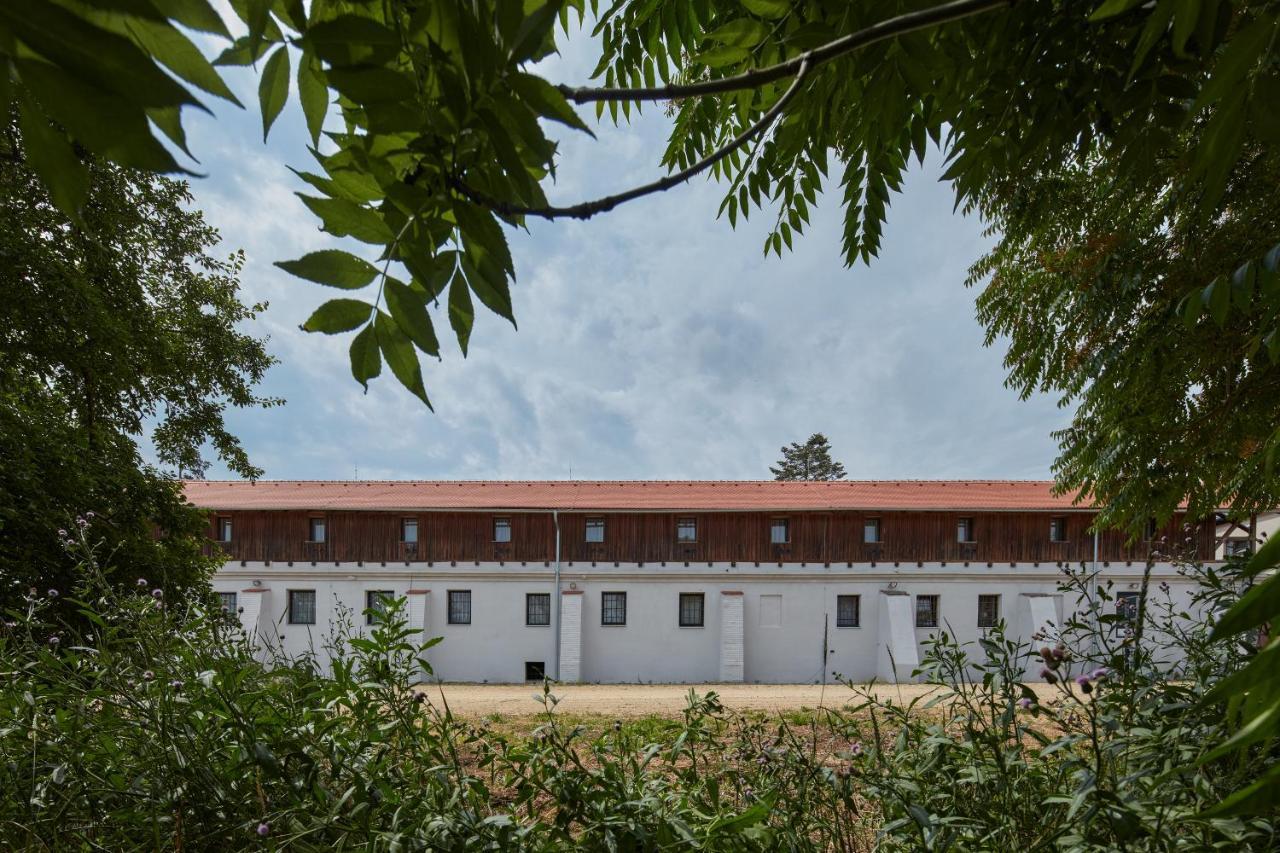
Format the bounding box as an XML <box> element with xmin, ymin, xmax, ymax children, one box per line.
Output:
<box><xmin>836</xmin><ymin>594</ymin><xmax>860</xmax><ymax>628</ymax></box>
<box><xmin>1116</xmin><ymin>591</ymin><xmax>1140</xmax><ymax>622</ymax></box>
<box><xmin>217</xmin><ymin>591</ymin><xmax>237</xmax><ymax>613</ymax></box>
<box><xmin>601</xmin><ymin>591</ymin><xmax>627</xmax><ymax>625</ymax></box>
<box><xmin>288</xmin><ymin>590</ymin><xmax>316</xmax><ymax>625</ymax></box>
<box><xmin>525</xmin><ymin>593</ymin><xmax>550</xmax><ymax>626</ymax></box>
<box><xmin>678</xmin><ymin>593</ymin><xmax>704</xmax><ymax>627</ymax></box>
<box><xmin>915</xmin><ymin>594</ymin><xmax>939</xmax><ymax>628</ymax></box>
<box><xmin>448</xmin><ymin>590</ymin><xmax>472</xmax><ymax>625</ymax></box>
<box><xmin>365</xmin><ymin>590</ymin><xmax>393</xmax><ymax>625</ymax></box>
<box><xmin>494</xmin><ymin>517</ymin><xmax>512</xmax><ymax>543</ymax></box>
<box><xmin>977</xmin><ymin>594</ymin><xmax>1000</xmax><ymax>628</ymax></box>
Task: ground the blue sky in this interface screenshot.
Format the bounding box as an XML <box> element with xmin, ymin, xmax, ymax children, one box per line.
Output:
<box><xmin>174</xmin><ymin>17</ymin><xmax>1068</xmax><ymax>482</ymax></box>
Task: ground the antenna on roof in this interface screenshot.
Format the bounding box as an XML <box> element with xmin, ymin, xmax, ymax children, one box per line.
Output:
<box><xmin>354</xmin><ymin>464</ymin><xmax>359</xmax><ymax>481</ymax></box>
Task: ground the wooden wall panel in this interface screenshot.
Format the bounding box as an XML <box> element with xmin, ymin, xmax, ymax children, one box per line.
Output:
<box><xmin>203</xmin><ymin>509</ymin><xmax>1217</xmax><ymax>564</ymax></box>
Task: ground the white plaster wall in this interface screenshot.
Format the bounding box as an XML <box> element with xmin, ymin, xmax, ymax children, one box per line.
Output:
<box><xmin>212</xmin><ymin>560</ymin><xmax>1215</xmax><ymax>684</ymax></box>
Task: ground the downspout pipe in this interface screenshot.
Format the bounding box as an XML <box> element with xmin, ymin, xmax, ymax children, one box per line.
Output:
<box><xmin>553</xmin><ymin>510</ymin><xmax>561</xmax><ymax>681</ymax></box>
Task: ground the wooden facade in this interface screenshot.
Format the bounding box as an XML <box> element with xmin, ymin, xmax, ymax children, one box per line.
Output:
<box><xmin>203</xmin><ymin>509</ymin><xmax>1215</xmax><ymax>565</ymax></box>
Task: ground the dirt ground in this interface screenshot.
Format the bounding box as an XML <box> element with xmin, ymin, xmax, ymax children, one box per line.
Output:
<box><xmin>416</xmin><ymin>682</ymin><xmax>1059</xmax><ymax>718</ymax></box>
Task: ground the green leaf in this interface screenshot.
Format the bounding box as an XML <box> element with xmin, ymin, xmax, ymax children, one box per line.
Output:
<box><xmin>297</xmin><ymin>52</ymin><xmax>328</xmax><ymax>144</ymax></box>
<box><xmin>384</xmin><ymin>279</ymin><xmax>441</xmax><ymax>356</ymax></box>
<box><xmin>0</xmin><ymin>1</ymin><xmax>199</xmax><ymax>109</ymax></box>
<box><xmin>448</xmin><ymin>271</ymin><xmax>474</xmax><ymax>356</ymax></box>
<box><xmin>301</xmin><ymin>299</ymin><xmax>371</xmax><ymax>334</ymax></box>
<box><xmin>349</xmin><ymin>323</ymin><xmax>381</xmax><ymax>391</ymax></box>
<box><xmin>275</xmin><ymin>250</ymin><xmax>379</xmax><ymax>289</ymax></box>
<box><xmin>692</xmin><ymin>45</ymin><xmax>750</xmax><ymax>68</ymax></box>
<box><xmin>1210</xmin><ymin>570</ymin><xmax>1280</xmax><ymax>639</ymax></box>
<box><xmin>512</xmin><ymin>73</ymin><xmax>594</xmax><ymax>136</ymax></box>
<box><xmin>705</xmin><ymin>18</ymin><xmax>769</xmax><ymax>47</ymax></box>
<box><xmin>298</xmin><ymin>195</ymin><xmax>394</xmax><ymax>244</ymax></box>
<box><xmin>460</xmin><ymin>254</ymin><xmax>516</xmax><ymax>328</ymax></box>
<box><xmin>17</xmin><ymin>91</ymin><xmax>89</xmax><ymax>220</ymax></box>
<box><xmin>1089</xmin><ymin>0</ymin><xmax>1147</xmax><ymax>21</ymax></box>
<box><xmin>123</xmin><ymin>17</ymin><xmax>241</xmax><ymax>105</ymax></box>
<box><xmin>305</xmin><ymin>15</ymin><xmax>401</xmax><ymax>66</ymax></box>
<box><xmin>376</xmin><ymin>311</ymin><xmax>431</xmax><ymax>407</ymax></box>
<box><xmin>451</xmin><ymin>202</ymin><xmax>514</xmax><ymax>278</ymax></box>
<box><xmin>152</xmin><ymin>0</ymin><xmax>232</xmax><ymax>37</ymax></box>
<box><xmin>258</xmin><ymin>45</ymin><xmax>290</xmax><ymax>142</ymax></box>
<box><xmin>739</xmin><ymin>0</ymin><xmax>789</xmax><ymax>20</ymax></box>
<box><xmin>1201</xmin><ymin>763</ymin><xmax>1280</xmax><ymax>816</ymax></box>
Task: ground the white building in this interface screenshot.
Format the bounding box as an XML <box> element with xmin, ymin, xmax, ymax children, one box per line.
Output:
<box><xmin>189</xmin><ymin>480</ymin><xmax>1223</xmax><ymax>684</ymax></box>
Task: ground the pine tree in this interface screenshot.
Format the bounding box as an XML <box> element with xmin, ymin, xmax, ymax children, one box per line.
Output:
<box><xmin>769</xmin><ymin>434</ymin><xmax>847</xmax><ymax>481</ymax></box>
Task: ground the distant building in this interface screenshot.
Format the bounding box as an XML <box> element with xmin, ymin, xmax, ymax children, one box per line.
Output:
<box><xmin>187</xmin><ymin>480</ymin><xmax>1221</xmax><ymax>684</ymax></box>
<box><xmin>1214</xmin><ymin>511</ymin><xmax>1279</xmax><ymax>560</ymax></box>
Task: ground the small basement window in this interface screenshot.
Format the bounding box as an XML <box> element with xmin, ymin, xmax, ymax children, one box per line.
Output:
<box><xmin>525</xmin><ymin>661</ymin><xmax>546</xmax><ymax>681</ymax></box>
<box><xmin>977</xmin><ymin>594</ymin><xmax>1000</xmax><ymax>628</ymax></box>
<box><xmin>448</xmin><ymin>590</ymin><xmax>472</xmax><ymax>625</ymax></box>
<box><xmin>679</xmin><ymin>593</ymin><xmax>705</xmax><ymax>627</ymax></box>
<box><xmin>836</xmin><ymin>594</ymin><xmax>860</xmax><ymax>628</ymax></box>
<box><xmin>585</xmin><ymin>517</ymin><xmax>605</xmax><ymax>543</ymax></box>
<box><xmin>915</xmin><ymin>594</ymin><xmax>939</xmax><ymax>628</ymax></box>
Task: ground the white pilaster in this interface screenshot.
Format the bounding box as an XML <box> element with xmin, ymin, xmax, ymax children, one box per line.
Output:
<box><xmin>719</xmin><ymin>591</ymin><xmax>744</xmax><ymax>682</ymax></box>
<box><xmin>877</xmin><ymin>590</ymin><xmax>919</xmax><ymax>683</ymax></box>
<box><xmin>559</xmin><ymin>590</ymin><xmax>583</xmax><ymax>683</ymax></box>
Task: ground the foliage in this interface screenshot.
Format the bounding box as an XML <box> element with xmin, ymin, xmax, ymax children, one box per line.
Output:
<box><xmin>4</xmin><ymin>0</ymin><xmax>1276</xmax><ymax>414</ymax></box>
<box><xmin>0</xmin><ymin>110</ymin><xmax>276</xmax><ymax>609</ymax></box>
<box><xmin>770</xmin><ymin>432</ymin><xmax>847</xmax><ymax>480</ymax></box>
<box><xmin>2</xmin><ymin>526</ymin><xmax>1274</xmax><ymax>850</ymax></box>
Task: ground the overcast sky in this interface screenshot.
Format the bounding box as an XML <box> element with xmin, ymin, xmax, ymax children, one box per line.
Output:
<box><xmin>173</xmin><ymin>18</ymin><xmax>1069</xmax><ymax>482</ymax></box>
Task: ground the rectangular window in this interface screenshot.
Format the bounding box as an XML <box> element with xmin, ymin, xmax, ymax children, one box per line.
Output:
<box><xmin>678</xmin><ymin>592</ymin><xmax>705</xmax><ymax>627</ymax></box>
<box><xmin>585</xmin><ymin>517</ymin><xmax>605</xmax><ymax>543</ymax></box>
<box><xmin>365</xmin><ymin>590</ymin><xmax>393</xmax><ymax>625</ymax></box>
<box><xmin>1225</xmin><ymin>538</ymin><xmax>1251</xmax><ymax>557</ymax></box>
<box><xmin>494</xmin><ymin>517</ymin><xmax>512</xmax><ymax>543</ymax></box>
<box><xmin>1116</xmin><ymin>591</ymin><xmax>1140</xmax><ymax>622</ymax></box>
<box><xmin>836</xmin><ymin>594</ymin><xmax>860</xmax><ymax>628</ymax></box>
<box><xmin>525</xmin><ymin>592</ymin><xmax>550</xmax><ymax>626</ymax></box>
<box><xmin>288</xmin><ymin>590</ymin><xmax>316</xmax><ymax>625</ymax></box>
<box><xmin>677</xmin><ymin>517</ymin><xmax>697</xmax><ymax>543</ymax></box>
<box><xmin>1050</xmin><ymin>516</ymin><xmax>1067</xmax><ymax>543</ymax></box>
<box><xmin>217</xmin><ymin>517</ymin><xmax>232</xmax><ymax>542</ymax></box>
<box><xmin>308</xmin><ymin>517</ymin><xmax>326</xmax><ymax>544</ymax></box>
<box><xmin>915</xmin><ymin>594</ymin><xmax>939</xmax><ymax>628</ymax></box>
<box><xmin>977</xmin><ymin>594</ymin><xmax>1000</xmax><ymax>628</ymax></box>
<box><xmin>864</xmin><ymin>517</ymin><xmax>881</xmax><ymax>543</ymax></box>
<box><xmin>401</xmin><ymin>518</ymin><xmax>418</xmax><ymax>544</ymax></box>
<box><xmin>525</xmin><ymin>661</ymin><xmax>545</xmax><ymax>681</ymax></box>
<box><xmin>601</xmin><ymin>591</ymin><xmax>627</xmax><ymax>625</ymax></box>
<box><xmin>770</xmin><ymin>518</ymin><xmax>790</xmax><ymax>544</ymax></box>
<box><xmin>448</xmin><ymin>590</ymin><xmax>472</xmax><ymax>625</ymax></box>
<box><xmin>217</xmin><ymin>591</ymin><xmax>237</xmax><ymax>613</ymax></box>
<box><xmin>957</xmin><ymin>517</ymin><xmax>975</xmax><ymax>543</ymax></box>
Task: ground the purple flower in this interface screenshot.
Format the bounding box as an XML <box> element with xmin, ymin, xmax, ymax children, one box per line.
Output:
<box><xmin>1090</xmin><ymin>667</ymin><xmax>1110</xmax><ymax>681</ymax></box>
<box><xmin>1075</xmin><ymin>674</ymin><xmax>1090</xmax><ymax>687</ymax></box>
<box><xmin>142</xmin><ymin>670</ymin><xmax>154</xmax><ymax>681</ymax></box>
<box><xmin>151</xmin><ymin>589</ymin><xmax>163</xmax><ymax>599</ymax></box>
<box><xmin>47</xmin><ymin>589</ymin><xmax>58</xmax><ymax>599</ymax></box>
<box><xmin>1017</xmin><ymin>698</ymin><xmax>1033</xmax><ymax>709</ymax></box>
<box><xmin>153</xmin><ymin>600</ymin><xmax>164</xmax><ymax>610</ymax></box>
<box><xmin>850</xmin><ymin>741</ymin><xmax>864</xmax><ymax>756</ymax></box>
<box><xmin>169</xmin><ymin>680</ymin><xmax>183</xmax><ymax>689</ymax></box>
<box><xmin>57</xmin><ymin>529</ymin><xmax>67</xmax><ymax>537</ymax></box>
<box><xmin>48</xmin><ymin>636</ymin><xmax>60</xmax><ymax>647</ymax></box>
<box><xmin>256</xmin><ymin>822</ymin><xmax>270</xmax><ymax>837</ymax></box>
<box><xmin>136</xmin><ymin>578</ymin><xmax>148</xmax><ymax>587</ymax></box>
<box><xmin>76</xmin><ymin>517</ymin><xmax>88</xmax><ymax>528</ymax></box>
<box><xmin>1039</xmin><ymin>667</ymin><xmax>1058</xmax><ymax>684</ymax></box>
<box><xmin>85</xmin><ymin>512</ymin><xmax>94</xmax><ymax>519</ymax></box>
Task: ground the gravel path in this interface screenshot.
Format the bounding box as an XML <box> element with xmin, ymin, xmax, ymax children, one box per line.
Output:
<box><xmin>416</xmin><ymin>682</ymin><xmax>1057</xmax><ymax>718</ymax></box>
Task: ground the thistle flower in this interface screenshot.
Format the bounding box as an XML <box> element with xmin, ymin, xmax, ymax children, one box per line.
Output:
<box><xmin>850</xmin><ymin>741</ymin><xmax>864</xmax><ymax>756</ymax></box>
<box><xmin>136</xmin><ymin>578</ymin><xmax>148</xmax><ymax>587</ymax></box>
<box><xmin>1017</xmin><ymin>698</ymin><xmax>1033</xmax><ymax>709</ymax></box>
<box><xmin>48</xmin><ymin>636</ymin><xmax>60</xmax><ymax>647</ymax></box>
<box><xmin>85</xmin><ymin>512</ymin><xmax>94</xmax><ymax>519</ymax></box>
<box><xmin>76</xmin><ymin>517</ymin><xmax>88</xmax><ymax>528</ymax></box>
<box><xmin>256</xmin><ymin>822</ymin><xmax>270</xmax><ymax>837</ymax></box>
<box><xmin>151</xmin><ymin>589</ymin><xmax>163</xmax><ymax>599</ymax></box>
<box><xmin>142</xmin><ymin>670</ymin><xmax>154</xmax><ymax>681</ymax></box>
<box><xmin>47</xmin><ymin>589</ymin><xmax>58</xmax><ymax>599</ymax></box>
<box><xmin>1090</xmin><ymin>667</ymin><xmax>1110</xmax><ymax>681</ymax></box>
<box><xmin>169</xmin><ymin>680</ymin><xmax>183</xmax><ymax>689</ymax></box>
<box><xmin>57</xmin><ymin>529</ymin><xmax>67</xmax><ymax>537</ymax></box>
<box><xmin>1039</xmin><ymin>667</ymin><xmax>1058</xmax><ymax>685</ymax></box>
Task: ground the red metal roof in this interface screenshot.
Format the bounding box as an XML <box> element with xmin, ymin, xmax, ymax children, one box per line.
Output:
<box><xmin>182</xmin><ymin>480</ymin><xmax>1092</xmax><ymax>512</ymax></box>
